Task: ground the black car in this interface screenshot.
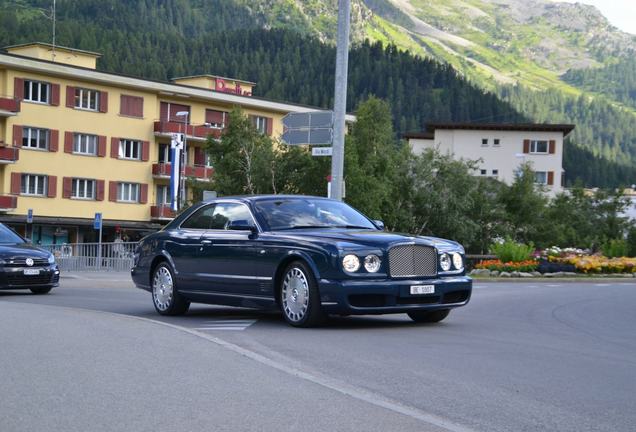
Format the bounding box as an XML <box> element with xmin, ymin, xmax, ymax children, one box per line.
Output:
<box><xmin>131</xmin><ymin>195</ymin><xmax>472</xmax><ymax>327</ymax></box>
<box><xmin>0</xmin><ymin>223</ymin><xmax>60</xmax><ymax>294</ymax></box>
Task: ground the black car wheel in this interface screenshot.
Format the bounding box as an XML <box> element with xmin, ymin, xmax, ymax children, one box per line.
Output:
<box><xmin>407</xmin><ymin>309</ymin><xmax>450</xmax><ymax>323</ymax></box>
<box><xmin>30</xmin><ymin>287</ymin><xmax>52</xmax><ymax>295</ymax></box>
<box><xmin>152</xmin><ymin>262</ymin><xmax>190</xmax><ymax>316</ymax></box>
<box><xmin>280</xmin><ymin>261</ymin><xmax>325</xmax><ymax>327</ymax></box>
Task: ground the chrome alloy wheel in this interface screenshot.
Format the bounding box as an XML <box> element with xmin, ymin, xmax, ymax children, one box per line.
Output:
<box><xmin>282</xmin><ymin>267</ymin><xmax>310</xmax><ymax>322</ymax></box>
<box><xmin>153</xmin><ymin>266</ymin><xmax>174</xmax><ymax>312</ymax></box>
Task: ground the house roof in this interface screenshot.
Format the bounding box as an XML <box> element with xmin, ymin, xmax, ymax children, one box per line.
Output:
<box><xmin>401</xmin><ymin>131</ymin><xmax>435</xmax><ymax>140</ymax></box>
<box><xmin>425</xmin><ymin>122</ymin><xmax>575</xmax><ymax>136</ymax></box>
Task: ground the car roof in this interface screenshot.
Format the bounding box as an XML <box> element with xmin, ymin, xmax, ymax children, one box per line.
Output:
<box><xmin>203</xmin><ymin>194</ymin><xmax>333</xmax><ymax>203</ymax></box>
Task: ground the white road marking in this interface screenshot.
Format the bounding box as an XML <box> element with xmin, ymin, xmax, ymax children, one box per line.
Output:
<box><xmin>194</xmin><ymin>318</ymin><xmax>257</xmax><ymax>331</ymax></box>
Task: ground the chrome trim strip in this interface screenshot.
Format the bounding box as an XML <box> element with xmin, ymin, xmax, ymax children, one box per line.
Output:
<box><xmin>180</xmin><ymin>290</ymin><xmax>274</xmax><ymax>301</ymax></box>
<box><xmin>321</xmin><ymin>302</ymin><xmax>339</xmax><ymax>306</ymax></box>
<box><xmin>193</xmin><ymin>273</ymin><xmax>272</xmax><ymax>281</ymax></box>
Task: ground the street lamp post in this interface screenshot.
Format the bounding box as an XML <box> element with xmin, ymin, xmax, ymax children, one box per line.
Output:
<box><xmin>176</xmin><ymin>111</ymin><xmax>189</xmax><ymax>209</ymax></box>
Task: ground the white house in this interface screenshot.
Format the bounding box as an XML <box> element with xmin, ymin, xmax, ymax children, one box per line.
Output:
<box><xmin>404</xmin><ymin>123</ymin><xmax>575</xmax><ymax>195</ymax></box>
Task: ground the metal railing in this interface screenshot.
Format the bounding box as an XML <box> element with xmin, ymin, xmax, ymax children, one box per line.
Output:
<box><xmin>41</xmin><ymin>242</ymin><xmax>137</xmax><ymax>272</ymax></box>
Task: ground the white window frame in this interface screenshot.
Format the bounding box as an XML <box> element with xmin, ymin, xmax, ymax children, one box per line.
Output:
<box><xmin>118</xmin><ymin>139</ymin><xmax>141</xmax><ymax>160</ymax></box>
<box><xmin>73</xmin><ymin>134</ymin><xmax>98</xmax><ymax>155</ymax></box>
<box><xmin>481</xmin><ymin>138</ymin><xmax>488</xmax><ymax>146</ymax></box>
<box><xmin>75</xmin><ymin>88</ymin><xmax>100</xmax><ymax>111</ymax></box>
<box><xmin>22</xmin><ymin>127</ymin><xmax>49</xmax><ymax>150</ymax></box>
<box><xmin>492</xmin><ymin>169</ymin><xmax>499</xmax><ymax>176</ymax></box>
<box><xmin>534</xmin><ymin>171</ymin><xmax>548</xmax><ymax>185</ymax></box>
<box><xmin>117</xmin><ymin>183</ymin><xmax>140</xmax><ymax>203</ymax></box>
<box><xmin>156</xmin><ymin>185</ymin><xmax>169</xmax><ymax>205</ymax></box>
<box><xmin>480</xmin><ymin>169</ymin><xmax>487</xmax><ymax>176</ymax></box>
<box><xmin>530</xmin><ymin>140</ymin><xmax>549</xmax><ymax>154</ymax></box>
<box><xmin>24</xmin><ymin>80</ymin><xmax>50</xmax><ymax>104</ymax></box>
<box><xmin>493</xmin><ymin>139</ymin><xmax>501</xmax><ymax>147</ymax></box>
<box><xmin>21</xmin><ymin>174</ymin><xmax>47</xmax><ymax>196</ymax></box>
<box><xmin>253</xmin><ymin>116</ymin><xmax>268</xmax><ymax>134</ymax></box>
<box><xmin>71</xmin><ymin>178</ymin><xmax>96</xmax><ymax>200</ymax></box>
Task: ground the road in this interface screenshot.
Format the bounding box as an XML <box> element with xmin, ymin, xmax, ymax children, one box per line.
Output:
<box><xmin>1</xmin><ymin>276</ymin><xmax>635</xmax><ymax>432</ymax></box>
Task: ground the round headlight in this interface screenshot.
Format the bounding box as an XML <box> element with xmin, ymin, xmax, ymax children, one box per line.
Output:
<box><xmin>342</xmin><ymin>254</ymin><xmax>360</xmax><ymax>272</ymax></box>
<box><xmin>452</xmin><ymin>253</ymin><xmax>463</xmax><ymax>270</ymax></box>
<box><xmin>364</xmin><ymin>254</ymin><xmax>381</xmax><ymax>273</ymax></box>
<box><xmin>48</xmin><ymin>254</ymin><xmax>55</xmax><ymax>264</ymax></box>
<box><xmin>439</xmin><ymin>253</ymin><xmax>452</xmax><ymax>271</ymax></box>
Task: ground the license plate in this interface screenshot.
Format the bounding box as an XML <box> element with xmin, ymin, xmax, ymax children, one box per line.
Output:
<box><xmin>410</xmin><ymin>285</ymin><xmax>435</xmax><ymax>295</ymax></box>
<box><xmin>23</xmin><ymin>269</ymin><xmax>40</xmax><ymax>276</ymax></box>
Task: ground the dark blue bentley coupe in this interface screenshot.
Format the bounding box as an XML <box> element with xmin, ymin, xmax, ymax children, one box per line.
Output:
<box><xmin>131</xmin><ymin>195</ymin><xmax>472</xmax><ymax>327</ymax></box>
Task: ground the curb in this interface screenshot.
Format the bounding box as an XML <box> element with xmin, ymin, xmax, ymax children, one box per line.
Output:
<box><xmin>471</xmin><ymin>277</ymin><xmax>635</xmax><ymax>283</ymax></box>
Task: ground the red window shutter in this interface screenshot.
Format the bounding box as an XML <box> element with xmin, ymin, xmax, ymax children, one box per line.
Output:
<box><xmin>111</xmin><ymin>138</ymin><xmax>120</xmax><ymax>158</ymax></box>
<box><xmin>12</xmin><ymin>125</ymin><xmax>23</xmax><ymax>147</ymax></box>
<box><xmin>134</xmin><ymin>97</ymin><xmax>144</xmax><ymax>117</ymax></box>
<box><xmin>266</xmin><ymin>117</ymin><xmax>273</xmax><ymax>136</ymax></box>
<box><xmin>168</xmin><ymin>103</ymin><xmax>190</xmax><ymax>123</ymax></box>
<box><xmin>523</xmin><ymin>139</ymin><xmax>530</xmax><ymax>154</ymax></box>
<box><xmin>121</xmin><ymin>95</ymin><xmax>144</xmax><ymax>117</ymax></box>
<box><xmin>66</xmin><ymin>86</ymin><xmax>75</xmax><ymax>108</ymax></box>
<box><xmin>50</xmin><ymin>84</ymin><xmax>60</xmax><ymax>106</ymax></box>
<box><xmin>549</xmin><ymin>140</ymin><xmax>556</xmax><ymax>154</ymax></box>
<box><xmin>99</xmin><ymin>91</ymin><xmax>108</xmax><ymax>113</ymax></box>
<box><xmin>11</xmin><ymin>172</ymin><xmax>22</xmax><ymax>195</ymax></box>
<box><xmin>96</xmin><ymin>180</ymin><xmax>105</xmax><ymax>201</ymax></box>
<box><xmin>97</xmin><ymin>136</ymin><xmax>107</xmax><ymax>157</ymax></box>
<box><xmin>14</xmin><ymin>78</ymin><xmax>24</xmax><ymax>100</ymax></box>
<box><xmin>120</xmin><ymin>94</ymin><xmax>128</xmax><ymax>115</ymax></box>
<box><xmin>194</xmin><ymin>147</ymin><xmax>205</xmax><ymax>165</ymax></box>
<box><xmin>141</xmin><ymin>141</ymin><xmax>150</xmax><ymax>161</ymax></box>
<box><xmin>62</xmin><ymin>177</ymin><xmax>72</xmax><ymax>198</ymax></box>
<box><xmin>547</xmin><ymin>171</ymin><xmax>554</xmax><ymax>186</ymax></box>
<box><xmin>160</xmin><ymin>102</ymin><xmax>169</xmax><ymax>121</ymax></box>
<box><xmin>47</xmin><ymin>176</ymin><xmax>57</xmax><ymax>198</ymax></box>
<box><xmin>64</xmin><ymin>132</ymin><xmax>74</xmax><ymax>153</ymax></box>
<box><xmin>49</xmin><ymin>129</ymin><xmax>59</xmax><ymax>152</ymax></box>
<box><xmin>205</xmin><ymin>109</ymin><xmax>225</xmax><ymax>125</ymax></box>
<box><xmin>109</xmin><ymin>181</ymin><xmax>118</xmax><ymax>202</ymax></box>
<box><xmin>139</xmin><ymin>184</ymin><xmax>148</xmax><ymax>204</ymax></box>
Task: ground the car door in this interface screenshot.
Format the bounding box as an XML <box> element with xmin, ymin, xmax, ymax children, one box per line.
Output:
<box><xmin>197</xmin><ymin>202</ymin><xmax>259</xmax><ymax>295</ymax></box>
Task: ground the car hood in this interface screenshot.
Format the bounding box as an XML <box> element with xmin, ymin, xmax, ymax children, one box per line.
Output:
<box><xmin>0</xmin><ymin>243</ymin><xmax>51</xmax><ymax>259</ymax></box>
<box><xmin>270</xmin><ymin>229</ymin><xmax>462</xmax><ymax>251</ymax></box>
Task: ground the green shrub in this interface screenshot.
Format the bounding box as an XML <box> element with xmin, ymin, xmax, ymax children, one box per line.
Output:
<box><xmin>628</xmin><ymin>228</ymin><xmax>636</xmax><ymax>258</ymax></box>
<box><xmin>602</xmin><ymin>239</ymin><xmax>629</xmax><ymax>258</ymax></box>
<box><xmin>490</xmin><ymin>239</ymin><xmax>535</xmax><ymax>262</ymax></box>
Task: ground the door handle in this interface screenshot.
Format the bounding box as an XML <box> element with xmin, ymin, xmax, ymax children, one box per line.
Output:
<box><xmin>201</xmin><ymin>239</ymin><xmax>213</xmax><ymax>245</ymax></box>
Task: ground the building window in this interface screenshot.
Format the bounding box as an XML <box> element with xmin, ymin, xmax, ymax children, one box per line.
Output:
<box><xmin>252</xmin><ymin>116</ymin><xmax>268</xmax><ymax>134</ymax></box>
<box><xmin>21</xmin><ymin>174</ymin><xmax>47</xmax><ymax>196</ymax></box>
<box><xmin>119</xmin><ymin>139</ymin><xmax>141</xmax><ymax>160</ymax></box>
<box><xmin>73</xmin><ymin>134</ymin><xmax>98</xmax><ymax>155</ymax></box>
<box><xmin>492</xmin><ymin>169</ymin><xmax>499</xmax><ymax>176</ymax></box>
<box><xmin>481</xmin><ymin>138</ymin><xmax>488</xmax><ymax>146</ymax></box>
<box><xmin>205</xmin><ymin>109</ymin><xmax>227</xmax><ymax>128</ymax></box>
<box><xmin>22</xmin><ymin>127</ymin><xmax>49</xmax><ymax>150</ymax></box>
<box><xmin>480</xmin><ymin>169</ymin><xmax>487</xmax><ymax>175</ymax></box>
<box><xmin>72</xmin><ymin>178</ymin><xmax>95</xmax><ymax>199</ymax></box>
<box><xmin>23</xmin><ymin>80</ymin><xmax>50</xmax><ymax>103</ymax></box>
<box><xmin>493</xmin><ymin>139</ymin><xmax>500</xmax><ymax>146</ymax></box>
<box><xmin>158</xmin><ymin>143</ymin><xmax>172</xmax><ymax>163</ymax></box>
<box><xmin>74</xmin><ymin>88</ymin><xmax>100</xmax><ymax>111</ymax></box>
<box><xmin>156</xmin><ymin>185</ymin><xmax>169</xmax><ymax>205</ymax></box>
<box><xmin>205</xmin><ymin>153</ymin><xmax>213</xmax><ymax>168</ymax></box>
<box><xmin>118</xmin><ymin>183</ymin><xmax>139</xmax><ymax>202</ymax></box>
<box><xmin>534</xmin><ymin>171</ymin><xmax>548</xmax><ymax>185</ymax></box>
<box><xmin>120</xmin><ymin>94</ymin><xmax>144</xmax><ymax>117</ymax></box>
<box><xmin>530</xmin><ymin>140</ymin><xmax>549</xmax><ymax>154</ymax></box>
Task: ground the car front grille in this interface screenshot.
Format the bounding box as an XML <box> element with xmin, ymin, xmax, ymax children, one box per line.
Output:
<box><xmin>388</xmin><ymin>244</ymin><xmax>437</xmax><ymax>278</ymax></box>
<box><xmin>4</xmin><ymin>258</ymin><xmax>49</xmax><ymax>267</ymax></box>
<box><xmin>5</xmin><ymin>273</ymin><xmax>56</xmax><ymax>286</ymax></box>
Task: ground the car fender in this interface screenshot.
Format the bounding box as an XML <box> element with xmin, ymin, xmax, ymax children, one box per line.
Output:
<box><xmin>281</xmin><ymin>249</ymin><xmax>324</xmax><ymax>280</ymax></box>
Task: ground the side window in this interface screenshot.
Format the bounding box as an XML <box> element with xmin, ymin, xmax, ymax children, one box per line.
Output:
<box><xmin>209</xmin><ymin>203</ymin><xmax>255</xmax><ymax>230</ymax></box>
<box><xmin>181</xmin><ymin>205</ymin><xmax>216</xmax><ymax>229</ymax></box>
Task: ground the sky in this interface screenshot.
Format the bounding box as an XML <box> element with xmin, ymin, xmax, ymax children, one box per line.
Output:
<box><xmin>555</xmin><ymin>1</ymin><xmax>636</xmax><ymax>34</ymax></box>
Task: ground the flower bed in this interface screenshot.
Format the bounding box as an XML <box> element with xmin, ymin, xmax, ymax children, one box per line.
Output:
<box><xmin>475</xmin><ymin>259</ymin><xmax>538</xmax><ymax>273</ymax></box>
<box><xmin>550</xmin><ymin>255</ymin><xmax>636</xmax><ymax>274</ymax></box>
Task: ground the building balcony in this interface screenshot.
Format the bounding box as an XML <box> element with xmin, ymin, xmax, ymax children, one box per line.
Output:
<box><xmin>153</xmin><ymin>121</ymin><xmax>222</xmax><ymax>142</ymax></box>
<box><xmin>150</xmin><ymin>205</ymin><xmax>176</xmax><ymax>221</ymax></box>
<box><xmin>0</xmin><ymin>195</ymin><xmax>17</xmax><ymax>211</ymax></box>
<box><xmin>0</xmin><ymin>145</ymin><xmax>19</xmax><ymax>164</ymax></box>
<box><xmin>152</xmin><ymin>163</ymin><xmax>213</xmax><ymax>182</ymax></box>
<box><xmin>0</xmin><ymin>97</ymin><xmax>20</xmax><ymax>117</ymax></box>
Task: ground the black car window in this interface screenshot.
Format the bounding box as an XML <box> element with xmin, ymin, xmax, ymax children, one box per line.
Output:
<box><xmin>209</xmin><ymin>203</ymin><xmax>255</xmax><ymax>230</ymax></box>
<box><xmin>181</xmin><ymin>205</ymin><xmax>216</xmax><ymax>229</ymax></box>
<box><xmin>0</xmin><ymin>224</ymin><xmax>25</xmax><ymax>244</ymax></box>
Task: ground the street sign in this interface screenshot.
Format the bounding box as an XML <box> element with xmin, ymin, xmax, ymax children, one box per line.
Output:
<box><xmin>94</xmin><ymin>212</ymin><xmax>102</xmax><ymax>230</ymax></box>
<box><xmin>312</xmin><ymin>147</ymin><xmax>333</xmax><ymax>156</ymax></box>
<box><xmin>282</xmin><ymin>111</ymin><xmax>333</xmax><ymax>129</ymax></box>
<box><xmin>27</xmin><ymin>208</ymin><xmax>33</xmax><ymax>224</ymax></box>
<box><xmin>281</xmin><ymin>128</ymin><xmax>333</xmax><ymax>146</ymax></box>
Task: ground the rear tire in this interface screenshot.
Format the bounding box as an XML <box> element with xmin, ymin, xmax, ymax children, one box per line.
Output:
<box><xmin>280</xmin><ymin>261</ymin><xmax>325</xmax><ymax>327</ymax></box>
<box><xmin>30</xmin><ymin>287</ymin><xmax>52</xmax><ymax>295</ymax></box>
<box><xmin>407</xmin><ymin>309</ymin><xmax>450</xmax><ymax>323</ymax></box>
<box><xmin>152</xmin><ymin>262</ymin><xmax>190</xmax><ymax>316</ymax></box>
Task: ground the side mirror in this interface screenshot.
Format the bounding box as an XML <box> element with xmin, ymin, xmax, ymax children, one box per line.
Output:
<box><xmin>373</xmin><ymin>220</ymin><xmax>385</xmax><ymax>230</ymax></box>
<box><xmin>228</xmin><ymin>219</ymin><xmax>258</xmax><ymax>233</ymax></box>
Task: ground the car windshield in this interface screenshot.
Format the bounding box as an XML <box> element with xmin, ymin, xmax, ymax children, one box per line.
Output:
<box><xmin>0</xmin><ymin>224</ymin><xmax>25</xmax><ymax>244</ymax></box>
<box><xmin>254</xmin><ymin>198</ymin><xmax>377</xmax><ymax>231</ymax></box>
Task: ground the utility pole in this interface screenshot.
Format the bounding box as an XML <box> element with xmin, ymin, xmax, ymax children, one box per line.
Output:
<box><xmin>329</xmin><ymin>0</ymin><xmax>351</xmax><ymax>201</ymax></box>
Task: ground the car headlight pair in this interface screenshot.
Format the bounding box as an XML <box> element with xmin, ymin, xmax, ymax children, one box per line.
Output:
<box><xmin>342</xmin><ymin>254</ymin><xmax>381</xmax><ymax>273</ymax></box>
<box><xmin>440</xmin><ymin>252</ymin><xmax>463</xmax><ymax>271</ymax></box>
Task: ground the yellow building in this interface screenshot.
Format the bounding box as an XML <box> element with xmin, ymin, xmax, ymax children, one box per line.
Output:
<box><xmin>0</xmin><ymin>42</ymin><xmax>330</xmax><ymax>244</ymax></box>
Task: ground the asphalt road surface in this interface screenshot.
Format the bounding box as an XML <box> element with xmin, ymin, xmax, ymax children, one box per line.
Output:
<box><xmin>1</xmin><ymin>275</ymin><xmax>634</xmax><ymax>432</ymax></box>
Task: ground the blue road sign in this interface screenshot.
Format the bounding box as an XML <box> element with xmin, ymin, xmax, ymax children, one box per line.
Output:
<box><xmin>27</xmin><ymin>208</ymin><xmax>33</xmax><ymax>224</ymax></box>
<box><xmin>94</xmin><ymin>212</ymin><xmax>102</xmax><ymax>230</ymax></box>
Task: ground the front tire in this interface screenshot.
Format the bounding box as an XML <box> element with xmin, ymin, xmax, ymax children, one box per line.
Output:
<box><xmin>407</xmin><ymin>309</ymin><xmax>450</xmax><ymax>323</ymax></box>
<box><xmin>152</xmin><ymin>263</ymin><xmax>190</xmax><ymax>316</ymax></box>
<box><xmin>280</xmin><ymin>261</ymin><xmax>325</xmax><ymax>327</ymax></box>
<box><xmin>30</xmin><ymin>287</ymin><xmax>52</xmax><ymax>295</ymax></box>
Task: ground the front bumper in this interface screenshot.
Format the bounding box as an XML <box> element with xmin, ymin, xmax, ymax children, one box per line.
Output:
<box><xmin>0</xmin><ymin>265</ymin><xmax>60</xmax><ymax>290</ymax></box>
<box><xmin>318</xmin><ymin>275</ymin><xmax>472</xmax><ymax>315</ymax></box>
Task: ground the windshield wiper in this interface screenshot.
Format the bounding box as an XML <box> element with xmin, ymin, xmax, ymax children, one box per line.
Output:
<box><xmin>277</xmin><ymin>225</ymin><xmax>332</xmax><ymax>230</ymax></box>
<box><xmin>332</xmin><ymin>225</ymin><xmax>375</xmax><ymax>230</ymax></box>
